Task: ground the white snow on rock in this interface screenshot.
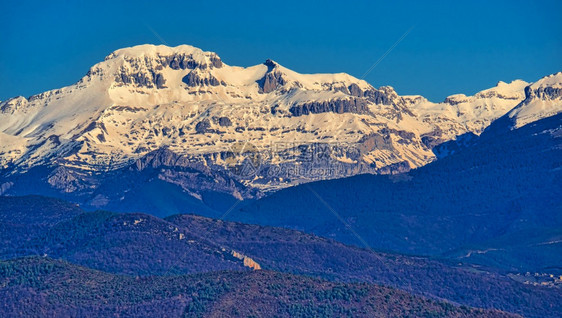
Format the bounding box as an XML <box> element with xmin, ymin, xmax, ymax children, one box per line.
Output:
<box><xmin>508</xmin><ymin>72</ymin><xmax>562</xmax><ymax>128</ymax></box>
<box><xmin>0</xmin><ymin>44</ymin><xmax>559</xmax><ymax>191</ymax></box>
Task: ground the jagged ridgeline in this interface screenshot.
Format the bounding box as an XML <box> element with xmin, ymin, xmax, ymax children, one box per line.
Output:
<box><xmin>0</xmin><ymin>44</ymin><xmax>560</xmax><ymax>215</ymax></box>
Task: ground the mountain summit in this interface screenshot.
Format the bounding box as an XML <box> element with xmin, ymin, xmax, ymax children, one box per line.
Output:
<box><xmin>0</xmin><ymin>44</ymin><xmax>560</xmax><ymax>211</ymax></box>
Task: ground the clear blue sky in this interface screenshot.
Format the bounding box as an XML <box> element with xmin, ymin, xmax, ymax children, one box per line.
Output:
<box><xmin>1</xmin><ymin>0</ymin><xmax>560</xmax><ymax>102</ymax></box>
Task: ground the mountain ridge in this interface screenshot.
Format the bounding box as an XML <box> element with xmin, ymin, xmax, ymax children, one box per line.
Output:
<box><xmin>1</xmin><ymin>257</ymin><xmax>518</xmax><ymax>318</ymax></box>
<box><xmin>0</xmin><ymin>44</ymin><xmax>560</xmax><ymax>212</ymax></box>
<box><xmin>2</xmin><ymin>195</ymin><xmax>559</xmax><ymax>317</ymax></box>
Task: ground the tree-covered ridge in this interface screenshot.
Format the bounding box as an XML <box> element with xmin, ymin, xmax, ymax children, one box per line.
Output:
<box><xmin>0</xmin><ymin>195</ymin><xmax>560</xmax><ymax>317</ymax></box>
<box><xmin>0</xmin><ymin>195</ymin><xmax>83</xmax><ymax>257</ymax></box>
<box><xmin>165</xmin><ymin>214</ymin><xmax>562</xmax><ymax>318</ymax></box>
<box><xmin>0</xmin><ymin>257</ymin><xmax>517</xmax><ymax>318</ymax></box>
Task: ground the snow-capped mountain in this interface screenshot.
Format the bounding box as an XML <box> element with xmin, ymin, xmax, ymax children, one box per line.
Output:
<box><xmin>508</xmin><ymin>72</ymin><xmax>562</xmax><ymax>128</ymax></box>
<box><xmin>0</xmin><ymin>44</ymin><xmax>560</xmax><ymax>207</ymax></box>
<box><xmin>406</xmin><ymin>79</ymin><xmax>530</xmax><ymax>147</ymax></box>
<box><xmin>0</xmin><ymin>44</ymin><xmax>424</xmax><ymax>175</ymax></box>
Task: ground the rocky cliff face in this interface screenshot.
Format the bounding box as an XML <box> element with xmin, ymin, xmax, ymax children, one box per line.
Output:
<box><xmin>231</xmin><ymin>250</ymin><xmax>261</xmax><ymax>270</ymax></box>
<box><xmin>259</xmin><ymin>60</ymin><xmax>287</xmax><ymax>93</ymax></box>
<box><xmin>111</xmin><ymin>49</ymin><xmax>223</xmax><ymax>90</ymax></box>
<box><xmin>508</xmin><ymin>72</ymin><xmax>562</xmax><ymax>128</ymax></box>
<box><xmin>289</xmin><ymin>97</ymin><xmax>369</xmax><ymax>115</ymax></box>
<box><xmin>182</xmin><ymin>71</ymin><xmax>222</xmax><ymax>87</ymax></box>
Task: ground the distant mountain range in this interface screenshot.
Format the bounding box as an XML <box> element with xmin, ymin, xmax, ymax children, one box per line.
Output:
<box><xmin>0</xmin><ymin>45</ymin><xmax>560</xmax><ymax>213</ymax></box>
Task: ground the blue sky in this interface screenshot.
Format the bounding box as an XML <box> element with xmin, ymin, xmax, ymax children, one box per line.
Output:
<box><xmin>1</xmin><ymin>0</ymin><xmax>560</xmax><ymax>102</ymax></box>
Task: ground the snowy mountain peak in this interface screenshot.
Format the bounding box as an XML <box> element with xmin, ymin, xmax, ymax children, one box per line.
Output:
<box><xmin>508</xmin><ymin>72</ymin><xmax>562</xmax><ymax>128</ymax></box>
<box><xmin>107</xmin><ymin>44</ymin><xmax>206</xmax><ymax>59</ymax></box>
<box><xmin>476</xmin><ymin>79</ymin><xmax>529</xmax><ymax>99</ymax></box>
<box><xmin>443</xmin><ymin>79</ymin><xmax>528</xmax><ymax>105</ymax></box>
<box><xmin>73</xmin><ymin>44</ymin><xmax>382</xmax><ymax>108</ymax></box>
<box><xmin>532</xmin><ymin>71</ymin><xmax>562</xmax><ymax>87</ymax></box>
<box><xmin>0</xmin><ymin>96</ymin><xmax>28</xmax><ymax>115</ymax></box>
<box><xmin>103</xmin><ymin>44</ymin><xmax>223</xmax><ymax>70</ymax></box>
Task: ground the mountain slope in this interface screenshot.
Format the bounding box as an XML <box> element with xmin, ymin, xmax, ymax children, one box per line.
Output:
<box><xmin>229</xmin><ymin>110</ymin><xmax>562</xmax><ymax>273</ymax></box>
<box><xmin>1</xmin><ymin>45</ymin><xmax>552</xmax><ymax>214</ymax></box>
<box><xmin>0</xmin><ymin>257</ymin><xmax>516</xmax><ymax>318</ymax></box>
<box><xmin>0</xmin><ymin>195</ymin><xmax>83</xmax><ymax>257</ymax></box>
<box><xmin>0</xmin><ymin>197</ymin><xmax>258</xmax><ymax>274</ymax></box>
<box><xmin>166</xmin><ymin>214</ymin><xmax>561</xmax><ymax>318</ymax></box>
<box><xmin>1</xmin><ymin>195</ymin><xmax>560</xmax><ymax>317</ymax></box>
<box><xmin>508</xmin><ymin>71</ymin><xmax>562</xmax><ymax>128</ymax></box>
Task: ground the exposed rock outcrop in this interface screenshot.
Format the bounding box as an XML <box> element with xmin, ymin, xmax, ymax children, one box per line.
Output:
<box><xmin>348</xmin><ymin>83</ymin><xmax>363</xmax><ymax>97</ymax></box>
<box><xmin>182</xmin><ymin>71</ymin><xmax>221</xmax><ymax>87</ymax></box>
<box><xmin>523</xmin><ymin>84</ymin><xmax>562</xmax><ymax>102</ymax></box>
<box><xmin>364</xmin><ymin>86</ymin><xmax>396</xmax><ymax>105</ymax></box>
<box><xmin>195</xmin><ymin>119</ymin><xmax>212</xmax><ymax>134</ymax></box>
<box><xmin>217</xmin><ymin>117</ymin><xmax>232</xmax><ymax>127</ymax></box>
<box><xmin>261</xmin><ymin>71</ymin><xmax>286</xmax><ymax>93</ymax></box>
<box><xmin>117</xmin><ymin>67</ymin><xmax>166</xmax><ymax>89</ymax></box>
<box><xmin>231</xmin><ymin>250</ymin><xmax>261</xmax><ymax>270</ymax></box>
<box><xmin>111</xmin><ymin>48</ymin><xmax>223</xmax><ymax>89</ymax></box>
<box><xmin>443</xmin><ymin>95</ymin><xmax>469</xmax><ymax>106</ymax></box>
<box><xmin>0</xmin><ymin>96</ymin><xmax>28</xmax><ymax>114</ymax></box>
<box><xmin>259</xmin><ymin>59</ymin><xmax>288</xmax><ymax>93</ymax></box>
<box><xmin>47</xmin><ymin>166</ymin><xmax>85</xmax><ymax>193</ymax></box>
<box><xmin>289</xmin><ymin>98</ymin><xmax>369</xmax><ymax>116</ymax></box>
<box><xmin>208</xmin><ymin>52</ymin><xmax>223</xmax><ymax>68</ymax></box>
<box><xmin>133</xmin><ymin>148</ymin><xmax>185</xmax><ymax>171</ymax></box>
